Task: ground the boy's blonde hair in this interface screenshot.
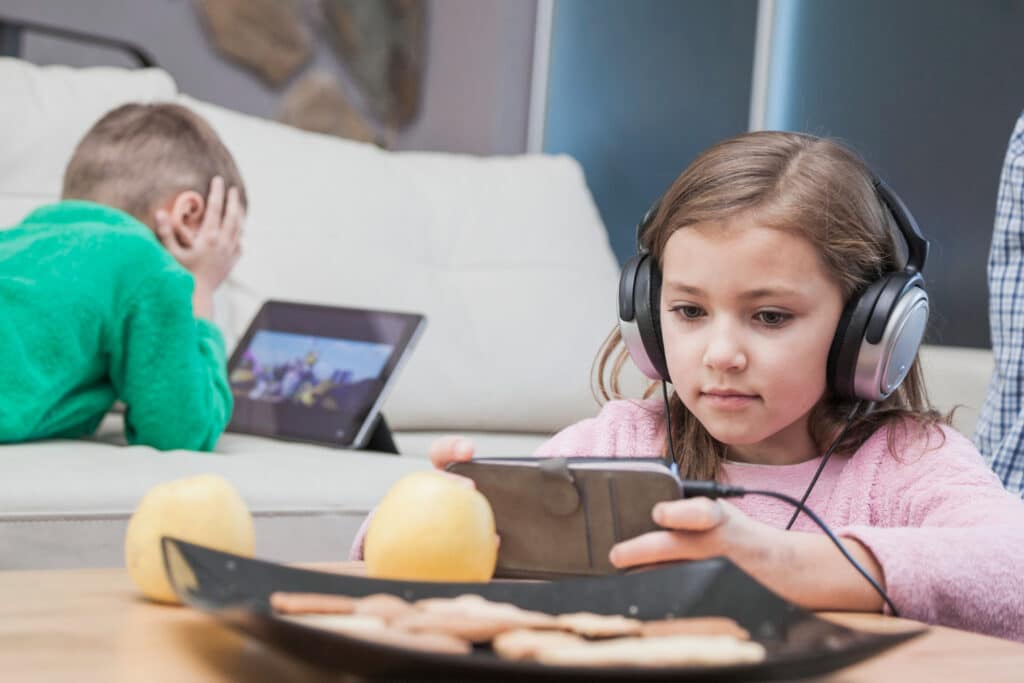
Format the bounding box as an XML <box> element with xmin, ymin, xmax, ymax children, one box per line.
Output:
<box><xmin>594</xmin><ymin>131</ymin><xmax>946</xmax><ymax>481</ymax></box>
<box><xmin>62</xmin><ymin>103</ymin><xmax>247</xmax><ymax>223</ymax></box>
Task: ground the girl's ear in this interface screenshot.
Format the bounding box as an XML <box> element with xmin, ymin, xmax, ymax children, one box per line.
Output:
<box><xmin>163</xmin><ymin>190</ymin><xmax>206</xmax><ymax>246</ymax></box>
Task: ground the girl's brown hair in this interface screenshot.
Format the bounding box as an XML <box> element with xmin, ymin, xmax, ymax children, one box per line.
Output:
<box><xmin>593</xmin><ymin>131</ymin><xmax>947</xmax><ymax>481</ymax></box>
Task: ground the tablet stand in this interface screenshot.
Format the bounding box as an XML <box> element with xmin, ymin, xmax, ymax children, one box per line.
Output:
<box><xmin>364</xmin><ymin>414</ymin><xmax>399</xmax><ymax>454</ymax></box>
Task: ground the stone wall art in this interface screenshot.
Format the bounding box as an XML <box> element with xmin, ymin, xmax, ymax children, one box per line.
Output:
<box><xmin>196</xmin><ymin>0</ymin><xmax>426</xmax><ymax>146</ymax></box>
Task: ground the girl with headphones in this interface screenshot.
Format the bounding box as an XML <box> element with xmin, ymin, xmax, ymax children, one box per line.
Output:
<box><xmin>369</xmin><ymin>132</ymin><xmax>1024</xmax><ymax>641</ymax></box>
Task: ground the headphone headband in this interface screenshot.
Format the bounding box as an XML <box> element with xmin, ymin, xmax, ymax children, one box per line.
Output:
<box><xmin>873</xmin><ymin>178</ymin><xmax>928</xmax><ymax>273</ymax></box>
<box><xmin>634</xmin><ymin>202</ymin><xmax>659</xmax><ymax>254</ymax></box>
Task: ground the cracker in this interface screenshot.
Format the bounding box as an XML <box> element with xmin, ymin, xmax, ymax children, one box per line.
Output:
<box><xmin>536</xmin><ymin>634</ymin><xmax>766</xmax><ymax>668</ymax></box>
<box><xmin>492</xmin><ymin>628</ymin><xmax>586</xmax><ymax>661</ymax></box>
<box><xmin>640</xmin><ymin>616</ymin><xmax>750</xmax><ymax>640</ymax></box>
<box><xmin>270</xmin><ymin>591</ymin><xmax>356</xmax><ymax>615</ymax></box>
<box><xmin>400</xmin><ymin>595</ymin><xmax>556</xmax><ymax>642</ymax></box>
<box><xmin>554</xmin><ymin>612</ymin><xmax>643</xmax><ymax>638</ymax></box>
<box><xmin>353</xmin><ymin>593</ymin><xmax>416</xmax><ymax>621</ymax></box>
<box><xmin>282</xmin><ymin>613</ymin><xmax>387</xmax><ymax>633</ymax></box>
<box><xmin>283</xmin><ymin>614</ymin><xmax>470</xmax><ymax>655</ymax></box>
<box><xmin>415</xmin><ymin>595</ymin><xmax>557</xmax><ymax>628</ymax></box>
<box><xmin>354</xmin><ymin>627</ymin><xmax>473</xmax><ymax>655</ymax></box>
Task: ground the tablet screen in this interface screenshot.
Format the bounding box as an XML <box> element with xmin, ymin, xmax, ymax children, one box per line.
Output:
<box><xmin>226</xmin><ymin>300</ymin><xmax>425</xmax><ymax>449</ymax></box>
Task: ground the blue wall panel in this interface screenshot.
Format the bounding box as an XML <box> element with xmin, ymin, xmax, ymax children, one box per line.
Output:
<box><xmin>543</xmin><ymin>0</ymin><xmax>758</xmax><ymax>264</ymax></box>
<box><xmin>765</xmin><ymin>0</ymin><xmax>1024</xmax><ymax>347</ymax></box>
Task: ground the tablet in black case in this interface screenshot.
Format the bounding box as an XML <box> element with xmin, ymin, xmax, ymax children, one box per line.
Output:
<box><xmin>226</xmin><ymin>300</ymin><xmax>425</xmax><ymax>450</ymax></box>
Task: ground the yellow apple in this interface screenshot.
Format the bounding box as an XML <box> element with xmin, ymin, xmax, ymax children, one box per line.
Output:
<box><xmin>365</xmin><ymin>471</ymin><xmax>498</xmax><ymax>582</ymax></box>
<box><xmin>124</xmin><ymin>474</ymin><xmax>255</xmax><ymax>603</ymax></box>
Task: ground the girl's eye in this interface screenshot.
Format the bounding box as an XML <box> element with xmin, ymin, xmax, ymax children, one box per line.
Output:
<box><xmin>674</xmin><ymin>305</ymin><xmax>705</xmax><ymax>320</ymax></box>
<box><xmin>755</xmin><ymin>310</ymin><xmax>791</xmax><ymax>327</ymax></box>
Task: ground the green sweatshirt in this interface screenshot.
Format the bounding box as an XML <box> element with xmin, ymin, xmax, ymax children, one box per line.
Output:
<box><xmin>0</xmin><ymin>201</ymin><xmax>232</xmax><ymax>451</ymax></box>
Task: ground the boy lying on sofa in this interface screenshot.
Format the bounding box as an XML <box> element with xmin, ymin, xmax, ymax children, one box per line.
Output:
<box><xmin>0</xmin><ymin>102</ymin><xmax>245</xmax><ymax>451</ymax></box>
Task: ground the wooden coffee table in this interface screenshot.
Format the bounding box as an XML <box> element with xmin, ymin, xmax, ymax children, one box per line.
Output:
<box><xmin>1</xmin><ymin>564</ymin><xmax>1022</xmax><ymax>682</ymax></box>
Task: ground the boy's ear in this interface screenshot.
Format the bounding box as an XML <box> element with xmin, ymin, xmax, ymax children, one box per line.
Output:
<box><xmin>156</xmin><ymin>190</ymin><xmax>206</xmax><ymax>244</ymax></box>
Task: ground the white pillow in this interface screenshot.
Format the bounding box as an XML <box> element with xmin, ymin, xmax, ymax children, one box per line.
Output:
<box><xmin>0</xmin><ymin>58</ymin><xmax>177</xmax><ymax>200</ymax></box>
<box><xmin>0</xmin><ymin>193</ymin><xmax>52</xmax><ymax>230</ymax></box>
<box><xmin>182</xmin><ymin>96</ymin><xmax>621</xmax><ymax>433</ymax></box>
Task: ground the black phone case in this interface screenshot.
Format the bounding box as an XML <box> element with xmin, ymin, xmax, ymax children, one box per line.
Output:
<box><xmin>448</xmin><ymin>457</ymin><xmax>682</xmax><ymax>579</ymax></box>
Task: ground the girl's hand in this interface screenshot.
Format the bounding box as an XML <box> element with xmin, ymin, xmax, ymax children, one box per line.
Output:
<box><xmin>427</xmin><ymin>435</ymin><xmax>476</xmax><ymax>488</ymax></box>
<box><xmin>610</xmin><ymin>498</ymin><xmax>886</xmax><ymax>613</ymax></box>
<box><xmin>609</xmin><ymin>497</ymin><xmax>779</xmax><ymax>569</ymax></box>
<box><xmin>428</xmin><ymin>435</ymin><xmax>475</xmax><ymax>470</ymax></box>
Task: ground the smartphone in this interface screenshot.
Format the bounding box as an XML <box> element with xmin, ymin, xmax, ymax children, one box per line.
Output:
<box><xmin>448</xmin><ymin>457</ymin><xmax>682</xmax><ymax>579</ymax></box>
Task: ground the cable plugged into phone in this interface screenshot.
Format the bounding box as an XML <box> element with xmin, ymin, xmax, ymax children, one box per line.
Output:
<box><xmin>677</xmin><ymin>479</ymin><xmax>899</xmax><ymax>617</ymax></box>
<box><xmin>678</xmin><ymin>480</ymin><xmax>745</xmax><ymax>499</ymax></box>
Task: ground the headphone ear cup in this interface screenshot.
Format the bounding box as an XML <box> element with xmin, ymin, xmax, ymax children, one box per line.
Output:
<box><xmin>617</xmin><ymin>253</ymin><xmax>670</xmax><ymax>381</ymax></box>
<box><xmin>635</xmin><ymin>255</ymin><xmax>669</xmax><ymax>381</ymax></box>
<box><xmin>829</xmin><ymin>278</ymin><xmax>889</xmax><ymax>400</ymax></box>
<box><xmin>829</xmin><ymin>273</ymin><xmax>929</xmax><ymax>401</ymax></box>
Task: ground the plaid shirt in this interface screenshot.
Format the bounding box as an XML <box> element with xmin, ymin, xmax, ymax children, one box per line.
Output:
<box><xmin>976</xmin><ymin>111</ymin><xmax>1024</xmax><ymax>496</ymax></box>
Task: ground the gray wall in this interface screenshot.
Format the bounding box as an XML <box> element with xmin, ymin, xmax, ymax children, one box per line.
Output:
<box><xmin>1</xmin><ymin>0</ymin><xmax>536</xmax><ymax>155</ymax></box>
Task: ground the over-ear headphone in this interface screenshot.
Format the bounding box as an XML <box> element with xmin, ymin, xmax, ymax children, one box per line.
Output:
<box><xmin>617</xmin><ymin>176</ymin><xmax>930</xmax><ymax>402</ymax></box>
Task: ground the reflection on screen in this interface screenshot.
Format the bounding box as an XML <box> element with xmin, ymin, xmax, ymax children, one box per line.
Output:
<box><xmin>228</xmin><ymin>330</ymin><xmax>394</xmax><ymax>413</ymax></box>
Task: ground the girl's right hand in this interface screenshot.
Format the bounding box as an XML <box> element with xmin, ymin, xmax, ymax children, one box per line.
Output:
<box><xmin>428</xmin><ymin>435</ymin><xmax>475</xmax><ymax>471</ymax></box>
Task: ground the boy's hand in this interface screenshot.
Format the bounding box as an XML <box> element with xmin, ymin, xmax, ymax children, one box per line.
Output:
<box><xmin>155</xmin><ymin>176</ymin><xmax>244</xmax><ymax>295</ymax></box>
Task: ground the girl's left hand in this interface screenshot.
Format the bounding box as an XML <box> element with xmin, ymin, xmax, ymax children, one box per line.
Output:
<box><xmin>610</xmin><ymin>497</ymin><xmax>887</xmax><ymax>614</ymax></box>
<box><xmin>609</xmin><ymin>497</ymin><xmax>781</xmax><ymax>570</ymax></box>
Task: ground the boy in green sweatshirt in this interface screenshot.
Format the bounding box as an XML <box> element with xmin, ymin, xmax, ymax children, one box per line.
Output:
<box><xmin>0</xmin><ymin>102</ymin><xmax>246</xmax><ymax>451</ymax></box>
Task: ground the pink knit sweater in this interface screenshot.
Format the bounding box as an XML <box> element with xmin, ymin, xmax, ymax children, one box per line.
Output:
<box><xmin>535</xmin><ymin>399</ymin><xmax>1024</xmax><ymax>641</ymax></box>
<box><xmin>351</xmin><ymin>399</ymin><xmax>1024</xmax><ymax>641</ymax></box>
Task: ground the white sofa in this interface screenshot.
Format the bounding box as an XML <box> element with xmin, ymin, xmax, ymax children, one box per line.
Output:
<box><xmin>0</xmin><ymin>59</ymin><xmax>996</xmax><ymax>570</ymax></box>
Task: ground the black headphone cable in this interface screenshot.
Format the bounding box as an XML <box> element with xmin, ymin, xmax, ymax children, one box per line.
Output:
<box><xmin>662</xmin><ymin>381</ymin><xmax>677</xmax><ymax>471</ymax></box>
<box><xmin>784</xmin><ymin>401</ymin><xmax>866</xmax><ymax>530</ymax></box>
<box><xmin>678</xmin><ymin>479</ymin><xmax>898</xmax><ymax>616</ymax></box>
<box><xmin>660</xmin><ymin>386</ymin><xmax>894</xmax><ymax>615</ymax></box>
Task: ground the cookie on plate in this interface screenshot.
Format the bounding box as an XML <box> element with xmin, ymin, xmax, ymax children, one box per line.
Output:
<box><xmin>492</xmin><ymin>628</ymin><xmax>586</xmax><ymax>661</ymax></box>
<box><xmin>270</xmin><ymin>591</ymin><xmax>356</xmax><ymax>615</ymax></box>
<box><xmin>536</xmin><ymin>634</ymin><xmax>767</xmax><ymax>668</ymax></box>
<box><xmin>640</xmin><ymin>616</ymin><xmax>750</xmax><ymax>640</ymax></box>
<box><xmin>554</xmin><ymin>612</ymin><xmax>643</xmax><ymax>638</ymax></box>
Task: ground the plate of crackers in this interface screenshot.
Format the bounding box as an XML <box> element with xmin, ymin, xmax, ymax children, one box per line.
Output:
<box><xmin>162</xmin><ymin>538</ymin><xmax>924</xmax><ymax>681</ymax></box>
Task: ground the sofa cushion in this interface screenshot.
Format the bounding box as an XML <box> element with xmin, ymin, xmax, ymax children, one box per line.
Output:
<box><xmin>918</xmin><ymin>344</ymin><xmax>993</xmax><ymax>437</ymax></box>
<box><xmin>181</xmin><ymin>95</ymin><xmax>621</xmax><ymax>434</ymax></box>
<box><xmin>0</xmin><ymin>58</ymin><xmax>177</xmax><ymax>226</ymax></box>
<box><xmin>0</xmin><ymin>411</ymin><xmax>551</xmax><ymax>570</ymax></box>
<box><xmin>0</xmin><ymin>419</ymin><xmax>429</xmax><ymax>569</ymax></box>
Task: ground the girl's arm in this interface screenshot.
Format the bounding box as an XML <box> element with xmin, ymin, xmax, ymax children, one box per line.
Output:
<box><xmin>608</xmin><ymin>498</ymin><xmax>886</xmax><ymax>612</ymax></box>
<box><xmin>833</xmin><ymin>427</ymin><xmax>1024</xmax><ymax>639</ymax></box>
<box><xmin>612</xmin><ymin>427</ymin><xmax>1024</xmax><ymax>641</ymax></box>
<box><xmin>763</xmin><ymin>532</ymin><xmax>884</xmax><ymax>612</ymax></box>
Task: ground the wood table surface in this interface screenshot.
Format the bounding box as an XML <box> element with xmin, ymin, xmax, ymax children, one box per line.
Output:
<box><xmin>1</xmin><ymin>563</ymin><xmax>1022</xmax><ymax>682</ymax></box>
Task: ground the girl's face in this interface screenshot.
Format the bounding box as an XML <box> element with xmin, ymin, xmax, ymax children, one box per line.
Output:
<box><xmin>660</xmin><ymin>212</ymin><xmax>845</xmax><ymax>464</ymax></box>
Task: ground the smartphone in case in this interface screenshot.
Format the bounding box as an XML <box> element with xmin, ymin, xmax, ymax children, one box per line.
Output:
<box><xmin>447</xmin><ymin>457</ymin><xmax>683</xmax><ymax>579</ymax></box>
